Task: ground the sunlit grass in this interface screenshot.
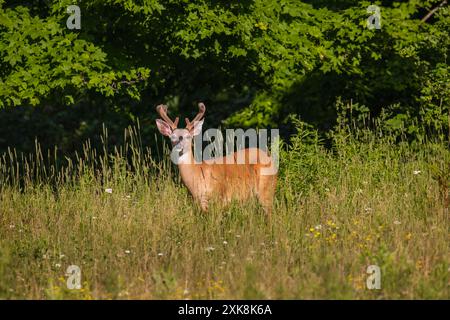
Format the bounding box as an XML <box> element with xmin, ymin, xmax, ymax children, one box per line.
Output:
<box><xmin>0</xmin><ymin>122</ymin><xmax>448</xmax><ymax>299</ymax></box>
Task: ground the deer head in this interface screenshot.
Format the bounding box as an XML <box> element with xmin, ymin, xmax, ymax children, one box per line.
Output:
<box><xmin>155</xmin><ymin>103</ymin><xmax>206</xmax><ymax>157</ymax></box>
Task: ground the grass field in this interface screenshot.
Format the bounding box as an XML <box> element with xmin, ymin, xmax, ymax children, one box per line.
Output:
<box><xmin>0</xmin><ymin>121</ymin><xmax>448</xmax><ymax>299</ymax></box>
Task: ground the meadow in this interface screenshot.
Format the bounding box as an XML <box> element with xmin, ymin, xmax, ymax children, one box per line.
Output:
<box><xmin>0</xmin><ymin>119</ymin><xmax>448</xmax><ymax>299</ymax></box>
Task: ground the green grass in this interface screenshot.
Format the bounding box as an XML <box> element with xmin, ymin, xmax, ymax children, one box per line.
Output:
<box><xmin>0</xmin><ymin>123</ymin><xmax>448</xmax><ymax>299</ymax></box>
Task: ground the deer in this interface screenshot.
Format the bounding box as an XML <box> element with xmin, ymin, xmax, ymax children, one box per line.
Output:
<box><xmin>155</xmin><ymin>102</ymin><xmax>277</xmax><ymax>217</ymax></box>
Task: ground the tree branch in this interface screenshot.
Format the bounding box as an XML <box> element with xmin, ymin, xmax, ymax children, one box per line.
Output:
<box><xmin>421</xmin><ymin>0</ymin><xmax>447</xmax><ymax>23</ymax></box>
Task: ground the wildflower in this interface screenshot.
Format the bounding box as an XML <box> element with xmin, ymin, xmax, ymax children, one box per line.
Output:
<box><xmin>314</xmin><ymin>231</ymin><xmax>321</xmax><ymax>238</ymax></box>
<box><xmin>315</xmin><ymin>224</ymin><xmax>322</xmax><ymax>230</ymax></box>
<box><xmin>59</xmin><ymin>254</ymin><xmax>65</xmax><ymax>259</ymax></box>
<box><xmin>223</xmin><ymin>241</ymin><xmax>228</xmax><ymax>245</ymax></box>
<box><xmin>393</xmin><ymin>220</ymin><xmax>401</xmax><ymax>225</ymax></box>
<box><xmin>206</xmin><ymin>246</ymin><xmax>215</xmax><ymax>252</ymax></box>
<box><xmin>9</xmin><ymin>224</ymin><xmax>15</xmax><ymax>229</ymax></box>
<box><xmin>326</xmin><ymin>220</ymin><xmax>337</xmax><ymax>228</ymax></box>
<box><xmin>416</xmin><ymin>260</ymin><xmax>423</xmax><ymax>270</ymax></box>
<box><xmin>405</xmin><ymin>233</ymin><xmax>412</xmax><ymax>240</ymax></box>
<box><xmin>413</xmin><ymin>170</ymin><xmax>421</xmax><ymax>175</ymax></box>
<box><xmin>157</xmin><ymin>253</ymin><xmax>164</xmax><ymax>257</ymax></box>
<box><xmin>309</xmin><ymin>227</ymin><xmax>315</xmax><ymax>232</ymax></box>
<box><xmin>236</xmin><ymin>234</ymin><xmax>241</xmax><ymax>238</ymax></box>
<box><xmin>55</xmin><ymin>263</ymin><xmax>61</xmax><ymax>268</ymax></box>
<box><xmin>105</xmin><ymin>188</ymin><xmax>113</xmax><ymax>194</ymax></box>
<box><xmin>124</xmin><ymin>250</ymin><xmax>131</xmax><ymax>254</ymax></box>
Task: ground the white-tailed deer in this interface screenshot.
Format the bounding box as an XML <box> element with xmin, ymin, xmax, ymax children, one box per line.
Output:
<box><xmin>155</xmin><ymin>102</ymin><xmax>277</xmax><ymax>216</ymax></box>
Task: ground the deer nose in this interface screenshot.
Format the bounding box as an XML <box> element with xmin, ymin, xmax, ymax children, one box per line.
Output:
<box><xmin>179</xmin><ymin>136</ymin><xmax>183</xmax><ymax>141</ymax></box>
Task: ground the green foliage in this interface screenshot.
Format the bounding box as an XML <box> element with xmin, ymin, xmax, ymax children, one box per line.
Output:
<box><xmin>0</xmin><ymin>4</ymin><xmax>150</xmax><ymax>107</ymax></box>
<box><xmin>0</xmin><ymin>0</ymin><xmax>449</xmax><ymax>153</ymax></box>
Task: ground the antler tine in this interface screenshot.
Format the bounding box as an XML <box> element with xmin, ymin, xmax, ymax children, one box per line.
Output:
<box><xmin>156</xmin><ymin>104</ymin><xmax>179</xmax><ymax>129</ymax></box>
<box><xmin>186</xmin><ymin>102</ymin><xmax>206</xmax><ymax>130</ymax></box>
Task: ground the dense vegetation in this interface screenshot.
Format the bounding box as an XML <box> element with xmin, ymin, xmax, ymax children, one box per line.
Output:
<box><xmin>0</xmin><ymin>0</ymin><xmax>449</xmax><ymax>152</ymax></box>
<box><xmin>0</xmin><ymin>118</ymin><xmax>448</xmax><ymax>299</ymax></box>
<box><xmin>0</xmin><ymin>0</ymin><xmax>449</xmax><ymax>299</ymax></box>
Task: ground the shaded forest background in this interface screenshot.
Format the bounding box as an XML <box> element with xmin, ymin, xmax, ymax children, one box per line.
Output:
<box><xmin>0</xmin><ymin>0</ymin><xmax>449</xmax><ymax>154</ymax></box>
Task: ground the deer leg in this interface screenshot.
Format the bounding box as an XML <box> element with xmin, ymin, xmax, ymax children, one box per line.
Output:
<box><xmin>198</xmin><ymin>196</ymin><xmax>209</xmax><ymax>212</ymax></box>
<box><xmin>257</xmin><ymin>175</ymin><xmax>277</xmax><ymax>218</ymax></box>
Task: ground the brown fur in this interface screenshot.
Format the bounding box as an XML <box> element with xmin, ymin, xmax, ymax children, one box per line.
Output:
<box><xmin>178</xmin><ymin>148</ymin><xmax>277</xmax><ymax>216</ymax></box>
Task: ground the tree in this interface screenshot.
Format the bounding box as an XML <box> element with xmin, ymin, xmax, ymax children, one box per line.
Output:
<box><xmin>0</xmin><ymin>0</ymin><xmax>448</xmax><ymax>153</ymax></box>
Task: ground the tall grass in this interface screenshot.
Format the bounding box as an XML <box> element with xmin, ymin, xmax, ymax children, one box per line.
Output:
<box><xmin>0</xmin><ymin>118</ymin><xmax>448</xmax><ymax>299</ymax></box>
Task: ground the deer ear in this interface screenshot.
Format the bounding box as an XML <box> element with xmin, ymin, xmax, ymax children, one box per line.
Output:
<box><xmin>156</xmin><ymin>119</ymin><xmax>173</xmax><ymax>137</ymax></box>
<box><xmin>191</xmin><ymin>119</ymin><xmax>204</xmax><ymax>136</ymax></box>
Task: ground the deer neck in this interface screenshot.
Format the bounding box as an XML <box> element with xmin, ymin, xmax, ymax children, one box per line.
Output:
<box><xmin>176</xmin><ymin>142</ymin><xmax>194</xmax><ymax>165</ymax></box>
<box><xmin>176</xmin><ymin>144</ymin><xmax>199</xmax><ymax>191</ymax></box>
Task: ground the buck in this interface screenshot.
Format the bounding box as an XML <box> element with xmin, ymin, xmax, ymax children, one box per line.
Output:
<box><xmin>155</xmin><ymin>102</ymin><xmax>277</xmax><ymax>216</ymax></box>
